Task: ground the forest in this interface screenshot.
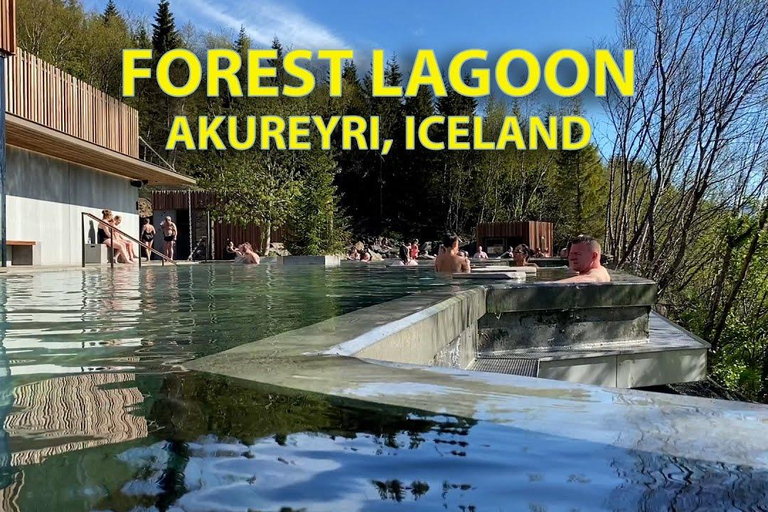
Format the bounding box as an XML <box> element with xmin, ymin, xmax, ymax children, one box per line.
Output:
<box><xmin>12</xmin><ymin>0</ymin><xmax>768</xmax><ymax>401</ymax></box>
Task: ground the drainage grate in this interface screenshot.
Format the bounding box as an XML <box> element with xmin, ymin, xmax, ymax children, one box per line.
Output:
<box><xmin>468</xmin><ymin>357</ymin><xmax>539</xmax><ymax>377</ymax></box>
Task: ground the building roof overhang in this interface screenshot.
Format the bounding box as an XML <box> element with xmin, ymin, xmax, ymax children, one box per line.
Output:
<box><xmin>4</xmin><ymin>113</ymin><xmax>195</xmax><ymax>186</ymax></box>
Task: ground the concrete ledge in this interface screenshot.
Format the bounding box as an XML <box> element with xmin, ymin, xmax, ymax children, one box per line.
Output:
<box><xmin>83</xmin><ymin>243</ymin><xmax>113</xmax><ymax>264</ymax></box>
<box><xmin>472</xmin><ymin>265</ymin><xmax>537</xmax><ymax>273</ymax></box>
<box><xmin>486</xmin><ymin>276</ymin><xmax>657</xmax><ymax>313</ymax></box>
<box><xmin>476</xmin><ymin>313</ymin><xmax>708</xmax><ymax>387</ymax></box>
<box><xmin>187</xmin><ymin>339</ymin><xmax>768</xmax><ymax>471</ymax></box>
<box><xmin>529</xmin><ymin>257</ymin><xmax>569</xmax><ymax>268</ymax></box>
<box><xmin>338</xmin><ymin>287</ymin><xmax>486</xmax><ymax>368</ymax></box>
<box><xmin>453</xmin><ymin>271</ymin><xmax>526</xmax><ymax>280</ymax></box>
<box><xmin>278</xmin><ymin>255</ymin><xmax>341</xmax><ymax>266</ymax></box>
<box><xmin>479</xmin><ymin>305</ymin><xmax>650</xmax><ymax>350</ymax></box>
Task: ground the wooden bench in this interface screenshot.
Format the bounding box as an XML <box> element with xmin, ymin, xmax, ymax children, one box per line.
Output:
<box><xmin>7</xmin><ymin>240</ymin><xmax>41</xmax><ymax>265</ymax></box>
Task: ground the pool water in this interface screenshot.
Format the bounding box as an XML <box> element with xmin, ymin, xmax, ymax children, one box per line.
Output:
<box><xmin>2</xmin><ymin>372</ymin><xmax>766</xmax><ymax>512</ymax></box>
<box><xmin>0</xmin><ymin>263</ymin><xmax>469</xmax><ymax>376</ymax></box>
<box><xmin>1</xmin><ymin>263</ymin><xmax>765</xmax><ymax>511</ymax></box>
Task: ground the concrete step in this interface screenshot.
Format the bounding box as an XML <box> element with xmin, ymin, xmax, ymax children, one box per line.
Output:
<box><xmin>469</xmin><ymin>313</ymin><xmax>709</xmax><ymax>388</ymax></box>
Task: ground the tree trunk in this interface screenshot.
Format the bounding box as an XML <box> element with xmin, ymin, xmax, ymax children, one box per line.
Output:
<box><xmin>261</xmin><ymin>220</ymin><xmax>271</xmax><ymax>254</ymax></box>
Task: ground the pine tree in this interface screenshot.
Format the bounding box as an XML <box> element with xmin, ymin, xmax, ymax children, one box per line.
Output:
<box><xmin>233</xmin><ymin>25</ymin><xmax>250</xmax><ymax>55</ymax></box>
<box><xmin>134</xmin><ymin>26</ymin><xmax>151</xmax><ymax>48</ymax></box>
<box><xmin>342</xmin><ymin>60</ymin><xmax>359</xmax><ymax>85</ymax></box>
<box><xmin>151</xmin><ymin>0</ymin><xmax>179</xmax><ymax>55</ymax></box>
<box><xmin>269</xmin><ymin>37</ymin><xmax>286</xmax><ymax>87</ymax></box>
<box><xmin>102</xmin><ymin>0</ymin><xmax>120</xmax><ymax>24</ymax></box>
<box><xmin>552</xmin><ymin>102</ymin><xmax>607</xmax><ymax>244</ymax></box>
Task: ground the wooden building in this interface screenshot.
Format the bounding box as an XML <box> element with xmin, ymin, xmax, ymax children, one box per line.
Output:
<box><xmin>150</xmin><ymin>190</ymin><xmax>285</xmax><ymax>260</ymax></box>
<box><xmin>0</xmin><ymin>2</ymin><xmax>194</xmax><ymax>265</ymax></box>
<box><xmin>476</xmin><ymin>221</ymin><xmax>553</xmax><ymax>257</ymax></box>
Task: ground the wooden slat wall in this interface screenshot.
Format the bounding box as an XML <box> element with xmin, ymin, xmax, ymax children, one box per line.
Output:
<box><xmin>0</xmin><ymin>0</ymin><xmax>15</xmax><ymax>55</ymax></box>
<box><xmin>213</xmin><ymin>222</ymin><xmax>285</xmax><ymax>260</ymax></box>
<box><xmin>527</xmin><ymin>221</ymin><xmax>553</xmax><ymax>254</ymax></box>
<box><xmin>151</xmin><ymin>191</ymin><xmax>285</xmax><ymax>259</ymax></box>
<box><xmin>3</xmin><ymin>48</ymin><xmax>138</xmax><ymax>156</ymax></box>
<box><xmin>152</xmin><ymin>190</ymin><xmax>218</xmax><ymax>210</ymax></box>
<box><xmin>476</xmin><ymin>221</ymin><xmax>553</xmax><ymax>254</ymax></box>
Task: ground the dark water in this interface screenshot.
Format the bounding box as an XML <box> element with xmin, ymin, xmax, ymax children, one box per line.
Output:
<box><xmin>2</xmin><ymin>372</ymin><xmax>766</xmax><ymax>512</ymax></box>
<box><xmin>1</xmin><ymin>264</ymin><xmax>766</xmax><ymax>511</ymax></box>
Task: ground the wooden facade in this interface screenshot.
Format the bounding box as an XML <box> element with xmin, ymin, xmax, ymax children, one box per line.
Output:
<box><xmin>476</xmin><ymin>221</ymin><xmax>554</xmax><ymax>256</ymax></box>
<box><xmin>4</xmin><ymin>48</ymin><xmax>138</xmax><ymax>156</ymax></box>
<box><xmin>0</xmin><ymin>0</ymin><xmax>15</xmax><ymax>56</ymax></box>
<box><xmin>151</xmin><ymin>190</ymin><xmax>285</xmax><ymax>259</ymax></box>
<box><xmin>5</xmin><ymin>114</ymin><xmax>194</xmax><ymax>185</ymax></box>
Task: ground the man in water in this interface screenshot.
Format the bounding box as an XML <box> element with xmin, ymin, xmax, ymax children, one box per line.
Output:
<box><xmin>435</xmin><ymin>233</ymin><xmax>471</xmax><ymax>273</ymax></box>
<box><xmin>160</xmin><ymin>216</ymin><xmax>178</xmax><ymax>260</ymax></box>
<box><xmin>558</xmin><ymin>235</ymin><xmax>611</xmax><ymax>283</ymax></box>
<box><xmin>473</xmin><ymin>245</ymin><xmax>488</xmax><ymax>258</ymax></box>
<box><xmin>237</xmin><ymin>243</ymin><xmax>260</xmax><ymax>264</ymax></box>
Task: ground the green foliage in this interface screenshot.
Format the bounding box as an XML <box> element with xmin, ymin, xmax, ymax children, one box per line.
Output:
<box><xmin>284</xmin><ymin>154</ymin><xmax>350</xmax><ymax>255</ymax></box>
<box><xmin>102</xmin><ymin>0</ymin><xmax>119</xmax><ymax>24</ymax></box>
<box><xmin>151</xmin><ymin>0</ymin><xmax>180</xmax><ymax>54</ymax></box>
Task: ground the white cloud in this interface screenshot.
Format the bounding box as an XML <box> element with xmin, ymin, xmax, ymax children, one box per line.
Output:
<box><xmin>177</xmin><ymin>0</ymin><xmax>347</xmax><ymax>49</ymax></box>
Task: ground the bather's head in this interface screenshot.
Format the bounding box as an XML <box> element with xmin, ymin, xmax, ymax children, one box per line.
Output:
<box><xmin>399</xmin><ymin>245</ymin><xmax>410</xmax><ymax>263</ymax></box>
<box><xmin>568</xmin><ymin>235</ymin><xmax>602</xmax><ymax>273</ymax></box>
<box><xmin>513</xmin><ymin>244</ymin><xmax>532</xmax><ymax>266</ymax></box>
<box><xmin>442</xmin><ymin>233</ymin><xmax>459</xmax><ymax>253</ymax></box>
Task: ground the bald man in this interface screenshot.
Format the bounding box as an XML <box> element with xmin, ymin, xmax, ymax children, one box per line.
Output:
<box><xmin>558</xmin><ymin>235</ymin><xmax>611</xmax><ymax>283</ymax></box>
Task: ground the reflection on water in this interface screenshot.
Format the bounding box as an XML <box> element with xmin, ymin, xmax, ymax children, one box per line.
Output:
<box><xmin>0</xmin><ymin>372</ymin><xmax>766</xmax><ymax>511</ymax></box>
<box><xmin>0</xmin><ymin>264</ymin><xmax>460</xmax><ymax>375</ymax></box>
<box><xmin>0</xmin><ymin>265</ymin><xmax>766</xmax><ymax>510</ymax></box>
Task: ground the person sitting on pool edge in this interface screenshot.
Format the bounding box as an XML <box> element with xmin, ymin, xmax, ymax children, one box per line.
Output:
<box><xmin>558</xmin><ymin>235</ymin><xmax>610</xmax><ymax>283</ymax></box>
<box><xmin>434</xmin><ymin>233</ymin><xmax>471</xmax><ymax>274</ymax></box>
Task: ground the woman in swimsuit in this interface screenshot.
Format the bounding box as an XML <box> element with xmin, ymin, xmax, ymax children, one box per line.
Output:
<box><xmin>98</xmin><ymin>210</ymin><xmax>131</xmax><ymax>263</ymax></box>
<box><xmin>113</xmin><ymin>216</ymin><xmax>137</xmax><ymax>262</ymax></box>
<box><xmin>140</xmin><ymin>218</ymin><xmax>156</xmax><ymax>261</ymax></box>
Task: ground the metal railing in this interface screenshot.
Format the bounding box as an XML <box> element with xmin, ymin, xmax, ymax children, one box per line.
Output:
<box><xmin>81</xmin><ymin>212</ymin><xmax>176</xmax><ymax>268</ymax></box>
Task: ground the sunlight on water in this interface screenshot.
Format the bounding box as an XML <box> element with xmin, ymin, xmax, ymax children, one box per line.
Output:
<box><xmin>0</xmin><ymin>264</ymin><xmax>765</xmax><ymax>511</ymax></box>
<box><xmin>0</xmin><ymin>263</ymin><xmax>462</xmax><ymax>376</ymax></box>
<box><xmin>0</xmin><ymin>372</ymin><xmax>765</xmax><ymax>511</ymax></box>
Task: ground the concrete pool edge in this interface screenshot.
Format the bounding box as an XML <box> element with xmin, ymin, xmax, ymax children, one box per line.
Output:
<box><xmin>185</xmin><ymin>281</ymin><xmax>768</xmax><ymax>470</ymax></box>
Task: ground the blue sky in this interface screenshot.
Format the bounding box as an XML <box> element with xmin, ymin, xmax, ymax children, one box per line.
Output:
<box><xmin>85</xmin><ymin>0</ymin><xmax>620</xmax><ymax>151</ymax></box>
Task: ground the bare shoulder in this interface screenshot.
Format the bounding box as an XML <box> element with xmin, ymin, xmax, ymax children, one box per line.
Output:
<box><xmin>589</xmin><ymin>266</ymin><xmax>612</xmax><ymax>282</ymax></box>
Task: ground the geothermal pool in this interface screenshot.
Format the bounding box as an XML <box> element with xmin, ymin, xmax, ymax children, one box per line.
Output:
<box><xmin>0</xmin><ymin>263</ymin><xmax>766</xmax><ymax>511</ymax></box>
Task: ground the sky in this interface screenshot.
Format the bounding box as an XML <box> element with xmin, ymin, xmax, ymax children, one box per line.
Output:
<box><xmin>84</xmin><ymin>0</ymin><xmax>620</xmax><ymax>151</ymax></box>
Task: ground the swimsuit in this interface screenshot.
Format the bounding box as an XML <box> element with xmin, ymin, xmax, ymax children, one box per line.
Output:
<box><xmin>142</xmin><ymin>230</ymin><xmax>155</xmax><ymax>243</ymax></box>
<box><xmin>97</xmin><ymin>228</ymin><xmax>109</xmax><ymax>244</ymax></box>
<box><xmin>164</xmin><ymin>235</ymin><xmax>175</xmax><ymax>242</ymax></box>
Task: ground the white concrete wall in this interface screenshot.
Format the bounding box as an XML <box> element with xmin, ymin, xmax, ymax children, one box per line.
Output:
<box><xmin>5</xmin><ymin>146</ymin><xmax>139</xmax><ymax>266</ymax></box>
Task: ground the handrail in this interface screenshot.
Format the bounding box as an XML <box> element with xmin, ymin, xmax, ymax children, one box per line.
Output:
<box><xmin>81</xmin><ymin>212</ymin><xmax>177</xmax><ymax>267</ymax></box>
